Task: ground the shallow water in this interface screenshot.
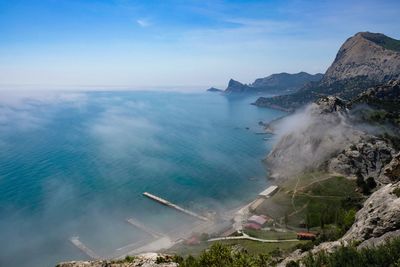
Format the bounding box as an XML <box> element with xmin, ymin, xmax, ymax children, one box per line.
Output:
<box><xmin>0</xmin><ymin>90</ymin><xmax>284</xmax><ymax>266</ymax></box>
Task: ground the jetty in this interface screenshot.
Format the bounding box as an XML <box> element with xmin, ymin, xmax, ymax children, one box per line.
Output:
<box><xmin>69</xmin><ymin>236</ymin><xmax>101</xmax><ymax>260</ymax></box>
<box><xmin>143</xmin><ymin>192</ymin><xmax>209</xmax><ymax>221</ymax></box>
<box><xmin>126</xmin><ymin>217</ymin><xmax>163</xmax><ymax>238</ymax></box>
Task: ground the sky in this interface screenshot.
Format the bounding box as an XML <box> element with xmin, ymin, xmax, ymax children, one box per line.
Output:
<box><xmin>0</xmin><ymin>0</ymin><xmax>399</xmax><ymax>90</ymax></box>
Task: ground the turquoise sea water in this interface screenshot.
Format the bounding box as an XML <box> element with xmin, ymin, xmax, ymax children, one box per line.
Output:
<box><xmin>0</xmin><ymin>91</ymin><xmax>284</xmax><ymax>266</ymax></box>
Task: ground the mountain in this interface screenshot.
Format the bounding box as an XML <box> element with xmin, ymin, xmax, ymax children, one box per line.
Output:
<box><xmin>224</xmin><ymin>79</ymin><xmax>252</xmax><ymax>93</ymax></box>
<box><xmin>223</xmin><ymin>72</ymin><xmax>323</xmax><ymax>94</ymax></box>
<box><xmin>322</xmin><ymin>32</ymin><xmax>400</xmax><ymax>84</ymax></box>
<box><xmin>255</xmin><ymin>32</ymin><xmax>400</xmax><ymax>110</ymax></box>
<box><xmin>252</xmin><ymin>71</ymin><xmax>323</xmax><ymax>91</ymax></box>
<box><xmin>206</xmin><ymin>87</ymin><xmax>224</xmax><ymax>93</ymax></box>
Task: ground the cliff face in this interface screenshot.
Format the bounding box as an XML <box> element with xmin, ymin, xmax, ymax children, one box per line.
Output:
<box><xmin>322</xmin><ymin>32</ymin><xmax>400</xmax><ymax>84</ymax></box>
<box><xmin>328</xmin><ymin>136</ymin><xmax>395</xmax><ymax>184</ymax></box>
<box><xmin>224</xmin><ymin>79</ymin><xmax>252</xmax><ymax>93</ymax></box>
<box><xmin>343</xmin><ymin>181</ymin><xmax>400</xmax><ymax>243</ymax></box>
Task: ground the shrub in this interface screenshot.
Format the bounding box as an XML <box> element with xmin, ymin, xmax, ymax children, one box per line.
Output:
<box><xmin>301</xmin><ymin>237</ymin><xmax>400</xmax><ymax>267</ymax></box>
<box><xmin>286</xmin><ymin>260</ymin><xmax>300</xmax><ymax>267</ymax></box>
<box><xmin>393</xmin><ymin>187</ymin><xmax>400</xmax><ymax>197</ymax></box>
<box><xmin>176</xmin><ymin>243</ymin><xmax>273</xmax><ymax>267</ymax></box>
<box><xmin>124</xmin><ymin>255</ymin><xmax>135</xmax><ymax>263</ymax></box>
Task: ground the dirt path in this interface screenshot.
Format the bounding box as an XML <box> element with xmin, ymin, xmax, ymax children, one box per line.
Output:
<box><xmin>208</xmin><ymin>233</ymin><xmax>299</xmax><ymax>243</ymax></box>
<box><xmin>291</xmin><ymin>175</ymin><xmax>301</xmax><ymax>212</ymax></box>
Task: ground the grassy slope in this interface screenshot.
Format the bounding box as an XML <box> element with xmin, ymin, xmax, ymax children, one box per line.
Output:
<box><xmin>166</xmin><ymin>239</ymin><xmax>307</xmax><ymax>257</ymax></box>
<box><xmin>255</xmin><ymin>173</ymin><xmax>363</xmax><ymax>228</ymax></box>
<box><xmin>165</xmin><ymin>172</ymin><xmax>363</xmax><ymax>260</ymax></box>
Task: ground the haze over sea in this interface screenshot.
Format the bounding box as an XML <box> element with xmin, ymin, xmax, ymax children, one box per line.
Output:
<box><xmin>0</xmin><ymin>90</ymin><xmax>283</xmax><ymax>267</ymax></box>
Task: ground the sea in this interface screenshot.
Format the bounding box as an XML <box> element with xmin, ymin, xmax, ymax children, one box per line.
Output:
<box><xmin>0</xmin><ymin>90</ymin><xmax>284</xmax><ymax>267</ymax></box>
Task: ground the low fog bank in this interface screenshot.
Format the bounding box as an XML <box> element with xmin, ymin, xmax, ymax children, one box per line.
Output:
<box><xmin>0</xmin><ymin>90</ymin><xmax>281</xmax><ymax>267</ymax></box>
<box><xmin>265</xmin><ymin>97</ymin><xmax>389</xmax><ymax>180</ymax></box>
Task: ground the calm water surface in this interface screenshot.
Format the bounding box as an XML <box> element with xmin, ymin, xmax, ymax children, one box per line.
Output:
<box><xmin>0</xmin><ymin>91</ymin><xmax>284</xmax><ymax>266</ymax></box>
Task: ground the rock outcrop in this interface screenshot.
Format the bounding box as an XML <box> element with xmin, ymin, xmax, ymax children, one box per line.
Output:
<box><xmin>379</xmin><ymin>152</ymin><xmax>400</xmax><ymax>183</ymax></box>
<box><xmin>57</xmin><ymin>253</ymin><xmax>178</xmax><ymax>267</ymax></box>
<box><xmin>328</xmin><ymin>136</ymin><xmax>395</xmax><ymax>183</ymax></box>
<box><xmin>342</xmin><ymin>182</ymin><xmax>400</xmax><ymax>242</ymax></box>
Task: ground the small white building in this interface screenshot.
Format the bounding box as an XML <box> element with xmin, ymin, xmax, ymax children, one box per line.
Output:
<box><xmin>258</xmin><ymin>185</ymin><xmax>278</xmax><ymax>198</ymax></box>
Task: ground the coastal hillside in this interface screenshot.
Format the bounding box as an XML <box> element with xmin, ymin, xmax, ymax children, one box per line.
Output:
<box><xmin>211</xmin><ymin>72</ymin><xmax>323</xmax><ymax>94</ymax></box>
<box><xmin>255</xmin><ymin>32</ymin><xmax>400</xmax><ymax>110</ymax></box>
<box><xmin>265</xmin><ymin>83</ymin><xmax>400</xmax><ymax>265</ymax></box>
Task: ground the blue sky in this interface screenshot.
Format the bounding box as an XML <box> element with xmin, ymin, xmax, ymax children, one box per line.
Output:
<box><xmin>0</xmin><ymin>0</ymin><xmax>399</xmax><ymax>90</ymax></box>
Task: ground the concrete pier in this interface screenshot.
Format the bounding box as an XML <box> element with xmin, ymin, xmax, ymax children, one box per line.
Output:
<box><xmin>143</xmin><ymin>192</ymin><xmax>209</xmax><ymax>221</ymax></box>
<box><xmin>126</xmin><ymin>217</ymin><xmax>163</xmax><ymax>238</ymax></box>
<box><xmin>69</xmin><ymin>236</ymin><xmax>101</xmax><ymax>260</ymax></box>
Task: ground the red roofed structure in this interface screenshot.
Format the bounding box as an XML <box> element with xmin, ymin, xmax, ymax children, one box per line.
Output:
<box><xmin>248</xmin><ymin>215</ymin><xmax>268</xmax><ymax>226</ymax></box>
<box><xmin>297</xmin><ymin>232</ymin><xmax>317</xmax><ymax>240</ymax></box>
<box><xmin>244</xmin><ymin>223</ymin><xmax>262</xmax><ymax>230</ymax></box>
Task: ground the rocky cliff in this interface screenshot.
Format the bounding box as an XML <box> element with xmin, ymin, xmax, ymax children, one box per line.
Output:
<box><xmin>328</xmin><ymin>136</ymin><xmax>396</xmax><ymax>184</ymax></box>
<box><xmin>224</xmin><ymin>79</ymin><xmax>252</xmax><ymax>93</ymax></box>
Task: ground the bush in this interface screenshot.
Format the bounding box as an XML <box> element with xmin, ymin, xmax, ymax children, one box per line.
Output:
<box><xmin>286</xmin><ymin>260</ymin><xmax>300</xmax><ymax>267</ymax></box>
<box><xmin>301</xmin><ymin>237</ymin><xmax>400</xmax><ymax>267</ymax></box>
<box><xmin>125</xmin><ymin>255</ymin><xmax>135</xmax><ymax>262</ymax></box>
<box><xmin>296</xmin><ymin>242</ymin><xmax>315</xmax><ymax>252</ymax></box>
<box><xmin>393</xmin><ymin>187</ymin><xmax>400</xmax><ymax>197</ymax></box>
<box><xmin>176</xmin><ymin>243</ymin><xmax>273</xmax><ymax>267</ymax></box>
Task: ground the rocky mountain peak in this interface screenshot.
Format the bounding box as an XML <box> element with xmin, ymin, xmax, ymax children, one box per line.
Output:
<box><xmin>322</xmin><ymin>32</ymin><xmax>400</xmax><ymax>85</ymax></box>
<box><xmin>228</xmin><ymin>79</ymin><xmax>244</xmax><ymax>87</ymax></box>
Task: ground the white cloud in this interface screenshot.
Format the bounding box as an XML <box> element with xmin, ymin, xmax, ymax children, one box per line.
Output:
<box><xmin>136</xmin><ymin>19</ymin><xmax>151</xmax><ymax>27</ymax></box>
